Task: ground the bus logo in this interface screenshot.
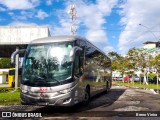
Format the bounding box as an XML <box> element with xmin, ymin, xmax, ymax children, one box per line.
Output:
<box><xmin>40</xmin><ymin>93</ymin><xmax>44</xmax><ymax>97</ymax></box>
<box><xmin>40</xmin><ymin>88</ymin><xmax>48</xmax><ymax>92</ymax></box>
<box><xmin>2</xmin><ymin>112</ymin><xmax>11</xmax><ymax>117</ymax></box>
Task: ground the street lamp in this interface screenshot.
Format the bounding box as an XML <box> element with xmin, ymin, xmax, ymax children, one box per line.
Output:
<box><xmin>139</xmin><ymin>24</ymin><xmax>158</xmax><ymax>41</ymax></box>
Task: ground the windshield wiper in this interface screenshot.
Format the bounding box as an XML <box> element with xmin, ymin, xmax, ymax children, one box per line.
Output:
<box><xmin>46</xmin><ymin>78</ymin><xmax>62</xmax><ymax>85</ymax></box>
<box><xmin>30</xmin><ymin>75</ymin><xmax>62</xmax><ymax>85</ymax></box>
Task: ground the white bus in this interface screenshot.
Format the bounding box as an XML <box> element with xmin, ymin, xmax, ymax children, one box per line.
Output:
<box><xmin>11</xmin><ymin>36</ymin><xmax>112</xmax><ymax>106</ymax></box>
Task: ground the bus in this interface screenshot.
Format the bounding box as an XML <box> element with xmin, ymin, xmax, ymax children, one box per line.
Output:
<box><xmin>11</xmin><ymin>36</ymin><xmax>112</xmax><ymax>106</ymax></box>
<box><xmin>8</xmin><ymin>68</ymin><xmax>15</xmax><ymax>87</ymax></box>
<box><xmin>8</xmin><ymin>68</ymin><xmax>21</xmax><ymax>87</ymax></box>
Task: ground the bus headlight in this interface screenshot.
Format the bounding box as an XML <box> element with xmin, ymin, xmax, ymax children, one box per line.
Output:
<box><xmin>59</xmin><ymin>88</ymin><xmax>71</xmax><ymax>94</ymax></box>
<box><xmin>21</xmin><ymin>89</ymin><xmax>28</xmax><ymax>93</ymax></box>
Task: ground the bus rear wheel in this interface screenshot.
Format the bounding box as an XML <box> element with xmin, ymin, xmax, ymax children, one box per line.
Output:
<box><xmin>106</xmin><ymin>81</ymin><xmax>110</xmax><ymax>94</ymax></box>
<box><xmin>83</xmin><ymin>87</ymin><xmax>90</xmax><ymax>105</ymax></box>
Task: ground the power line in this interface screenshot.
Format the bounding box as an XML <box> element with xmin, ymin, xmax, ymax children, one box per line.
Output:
<box><xmin>76</xmin><ymin>28</ymin><xmax>160</xmax><ymax>32</ymax></box>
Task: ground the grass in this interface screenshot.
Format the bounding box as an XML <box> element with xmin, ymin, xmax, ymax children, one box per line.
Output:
<box><xmin>0</xmin><ymin>81</ymin><xmax>159</xmax><ymax>106</ymax></box>
<box><xmin>0</xmin><ymin>88</ymin><xmax>20</xmax><ymax>105</ymax></box>
<box><xmin>2</xmin><ymin>82</ymin><xmax>8</xmax><ymax>84</ymax></box>
<box><xmin>0</xmin><ymin>87</ymin><xmax>20</xmax><ymax>92</ymax></box>
<box><xmin>113</xmin><ymin>81</ymin><xmax>160</xmax><ymax>90</ymax></box>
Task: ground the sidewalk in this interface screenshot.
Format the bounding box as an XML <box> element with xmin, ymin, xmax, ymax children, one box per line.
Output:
<box><xmin>0</xmin><ymin>84</ymin><xmax>9</xmax><ymax>88</ymax></box>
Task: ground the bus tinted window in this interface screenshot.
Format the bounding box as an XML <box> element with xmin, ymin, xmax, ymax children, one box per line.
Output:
<box><xmin>9</xmin><ymin>70</ymin><xmax>15</xmax><ymax>75</ymax></box>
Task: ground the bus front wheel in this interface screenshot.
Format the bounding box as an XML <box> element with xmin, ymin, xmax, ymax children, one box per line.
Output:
<box><xmin>21</xmin><ymin>100</ymin><xmax>27</xmax><ymax>105</ymax></box>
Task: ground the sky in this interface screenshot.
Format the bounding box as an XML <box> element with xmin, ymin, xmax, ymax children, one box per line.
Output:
<box><xmin>0</xmin><ymin>0</ymin><xmax>160</xmax><ymax>55</ymax></box>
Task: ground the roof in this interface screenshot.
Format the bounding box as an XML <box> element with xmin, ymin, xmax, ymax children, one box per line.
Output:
<box><xmin>145</xmin><ymin>48</ymin><xmax>160</xmax><ymax>53</ymax></box>
<box><xmin>0</xmin><ymin>26</ymin><xmax>49</xmax><ymax>28</ymax></box>
<box><xmin>0</xmin><ymin>26</ymin><xmax>50</xmax><ymax>45</ymax></box>
<box><xmin>30</xmin><ymin>35</ymin><xmax>87</xmax><ymax>44</ymax></box>
<box><xmin>143</xmin><ymin>41</ymin><xmax>157</xmax><ymax>44</ymax></box>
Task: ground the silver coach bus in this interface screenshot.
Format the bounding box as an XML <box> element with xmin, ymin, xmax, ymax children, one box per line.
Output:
<box><xmin>11</xmin><ymin>36</ymin><xmax>112</xmax><ymax>106</ymax></box>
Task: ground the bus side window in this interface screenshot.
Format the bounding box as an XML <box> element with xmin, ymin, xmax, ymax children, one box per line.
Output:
<box><xmin>79</xmin><ymin>40</ymin><xmax>85</xmax><ymax>72</ymax></box>
<box><xmin>74</xmin><ymin>52</ymin><xmax>80</xmax><ymax>76</ymax></box>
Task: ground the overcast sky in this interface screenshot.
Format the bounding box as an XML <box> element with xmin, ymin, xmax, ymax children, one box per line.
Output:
<box><xmin>0</xmin><ymin>0</ymin><xmax>160</xmax><ymax>55</ymax></box>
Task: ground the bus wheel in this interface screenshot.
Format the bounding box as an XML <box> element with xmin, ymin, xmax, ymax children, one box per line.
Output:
<box><xmin>106</xmin><ymin>81</ymin><xmax>110</xmax><ymax>94</ymax></box>
<box><xmin>11</xmin><ymin>82</ymin><xmax>15</xmax><ymax>88</ymax></box>
<box><xmin>84</xmin><ymin>87</ymin><xmax>90</xmax><ymax>105</ymax></box>
<box><xmin>21</xmin><ymin>101</ymin><xmax>27</xmax><ymax>105</ymax></box>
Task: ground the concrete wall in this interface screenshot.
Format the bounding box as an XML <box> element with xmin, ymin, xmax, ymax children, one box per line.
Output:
<box><xmin>0</xmin><ymin>26</ymin><xmax>50</xmax><ymax>45</ymax></box>
<box><xmin>0</xmin><ymin>71</ymin><xmax>8</xmax><ymax>84</ymax></box>
<box><xmin>0</xmin><ymin>69</ymin><xmax>9</xmax><ymax>72</ymax></box>
<box><xmin>144</xmin><ymin>43</ymin><xmax>156</xmax><ymax>49</ymax></box>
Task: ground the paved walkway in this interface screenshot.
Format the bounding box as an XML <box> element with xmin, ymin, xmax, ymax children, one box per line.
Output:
<box><xmin>0</xmin><ymin>84</ymin><xmax>9</xmax><ymax>88</ymax></box>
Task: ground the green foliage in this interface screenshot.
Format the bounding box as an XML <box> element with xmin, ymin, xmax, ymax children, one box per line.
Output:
<box><xmin>0</xmin><ymin>87</ymin><xmax>20</xmax><ymax>105</ymax></box>
<box><xmin>127</xmin><ymin>48</ymin><xmax>147</xmax><ymax>69</ymax></box>
<box><xmin>113</xmin><ymin>81</ymin><xmax>160</xmax><ymax>89</ymax></box>
<box><xmin>148</xmin><ymin>73</ymin><xmax>157</xmax><ymax>79</ymax></box>
<box><xmin>152</xmin><ymin>54</ymin><xmax>160</xmax><ymax>72</ymax></box>
<box><xmin>0</xmin><ymin>87</ymin><xmax>20</xmax><ymax>93</ymax></box>
<box><xmin>111</xmin><ymin>47</ymin><xmax>159</xmax><ymax>81</ymax></box>
<box><xmin>108</xmin><ymin>51</ymin><xmax>121</xmax><ymax>60</ymax></box>
<box><xmin>0</xmin><ymin>91</ymin><xmax>20</xmax><ymax>105</ymax></box>
<box><xmin>140</xmin><ymin>74</ymin><xmax>144</xmax><ymax>77</ymax></box>
<box><xmin>0</xmin><ymin>58</ymin><xmax>11</xmax><ymax>68</ymax></box>
<box><xmin>112</xmin><ymin>56</ymin><xmax>130</xmax><ymax>73</ymax></box>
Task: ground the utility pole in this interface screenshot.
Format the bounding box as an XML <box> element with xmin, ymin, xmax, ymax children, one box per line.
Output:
<box><xmin>15</xmin><ymin>47</ymin><xmax>19</xmax><ymax>89</ymax></box>
<box><xmin>68</xmin><ymin>4</ymin><xmax>77</xmax><ymax>35</ymax></box>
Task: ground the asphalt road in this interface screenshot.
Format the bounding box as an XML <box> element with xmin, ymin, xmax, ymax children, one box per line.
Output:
<box><xmin>0</xmin><ymin>86</ymin><xmax>160</xmax><ymax>119</ymax></box>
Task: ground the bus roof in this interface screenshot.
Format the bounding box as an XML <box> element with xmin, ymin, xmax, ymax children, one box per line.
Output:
<box><xmin>30</xmin><ymin>35</ymin><xmax>86</xmax><ymax>44</ymax></box>
<box><xmin>30</xmin><ymin>35</ymin><xmax>109</xmax><ymax>58</ymax></box>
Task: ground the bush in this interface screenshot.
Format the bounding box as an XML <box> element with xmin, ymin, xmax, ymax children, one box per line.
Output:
<box><xmin>0</xmin><ymin>58</ymin><xmax>11</xmax><ymax>68</ymax></box>
<box><xmin>148</xmin><ymin>73</ymin><xmax>157</xmax><ymax>79</ymax></box>
<box><xmin>0</xmin><ymin>87</ymin><xmax>20</xmax><ymax>93</ymax></box>
<box><xmin>140</xmin><ymin>73</ymin><xmax>159</xmax><ymax>78</ymax></box>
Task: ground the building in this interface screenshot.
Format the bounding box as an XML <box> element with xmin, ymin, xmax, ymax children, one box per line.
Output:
<box><xmin>143</xmin><ymin>41</ymin><xmax>157</xmax><ymax>49</ymax></box>
<box><xmin>0</xmin><ymin>26</ymin><xmax>51</xmax><ymax>84</ymax></box>
<box><xmin>0</xmin><ymin>26</ymin><xmax>50</xmax><ymax>57</ymax></box>
<box><xmin>143</xmin><ymin>41</ymin><xmax>160</xmax><ymax>48</ymax></box>
<box><xmin>143</xmin><ymin>41</ymin><xmax>160</xmax><ymax>56</ymax></box>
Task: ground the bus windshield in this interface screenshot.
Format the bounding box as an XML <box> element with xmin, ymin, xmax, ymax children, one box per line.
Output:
<box><xmin>22</xmin><ymin>42</ymin><xmax>73</xmax><ymax>86</ymax></box>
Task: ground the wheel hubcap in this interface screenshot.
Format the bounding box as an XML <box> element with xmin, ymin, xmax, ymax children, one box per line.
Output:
<box><xmin>85</xmin><ymin>92</ymin><xmax>89</xmax><ymax>101</ymax></box>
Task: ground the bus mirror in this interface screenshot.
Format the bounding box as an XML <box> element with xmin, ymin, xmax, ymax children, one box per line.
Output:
<box><xmin>10</xmin><ymin>63</ymin><xmax>15</xmax><ymax>67</ymax></box>
<box><xmin>19</xmin><ymin>68</ymin><xmax>22</xmax><ymax>75</ymax></box>
<box><xmin>11</xmin><ymin>49</ymin><xmax>26</xmax><ymax>64</ymax></box>
<box><xmin>69</xmin><ymin>46</ymin><xmax>82</xmax><ymax>61</ymax></box>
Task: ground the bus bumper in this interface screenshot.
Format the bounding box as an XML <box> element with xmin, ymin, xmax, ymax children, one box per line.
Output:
<box><xmin>20</xmin><ymin>91</ymin><xmax>79</xmax><ymax>106</ymax></box>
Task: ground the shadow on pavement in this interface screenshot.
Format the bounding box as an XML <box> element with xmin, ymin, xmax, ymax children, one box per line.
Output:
<box><xmin>31</xmin><ymin>88</ymin><xmax>126</xmax><ymax>117</ymax></box>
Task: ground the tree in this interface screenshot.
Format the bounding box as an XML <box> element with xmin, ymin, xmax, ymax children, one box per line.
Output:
<box><xmin>150</xmin><ymin>54</ymin><xmax>160</xmax><ymax>72</ymax></box>
<box><xmin>108</xmin><ymin>51</ymin><xmax>131</xmax><ymax>81</ymax></box>
<box><xmin>126</xmin><ymin>48</ymin><xmax>149</xmax><ymax>84</ymax></box>
<box><xmin>112</xmin><ymin>56</ymin><xmax>130</xmax><ymax>81</ymax></box>
<box><xmin>126</xmin><ymin>48</ymin><xmax>140</xmax><ymax>83</ymax></box>
<box><xmin>149</xmin><ymin>54</ymin><xmax>160</xmax><ymax>86</ymax></box>
<box><xmin>108</xmin><ymin>51</ymin><xmax>121</xmax><ymax>60</ymax></box>
<box><xmin>0</xmin><ymin>58</ymin><xmax>11</xmax><ymax>68</ymax></box>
